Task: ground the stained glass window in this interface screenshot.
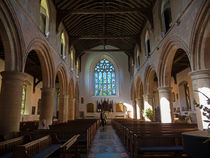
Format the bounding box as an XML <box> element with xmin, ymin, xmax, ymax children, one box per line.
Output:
<box><xmin>95</xmin><ymin>59</ymin><xmax>116</xmax><ymax>96</ymax></box>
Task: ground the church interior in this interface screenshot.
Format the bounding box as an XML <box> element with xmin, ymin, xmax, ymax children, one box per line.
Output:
<box><xmin>0</xmin><ymin>0</ymin><xmax>209</xmax><ymax>157</ymax></box>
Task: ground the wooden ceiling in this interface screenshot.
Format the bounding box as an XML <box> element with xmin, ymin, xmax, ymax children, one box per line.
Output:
<box><xmin>171</xmin><ymin>49</ymin><xmax>191</xmax><ymax>83</ymax></box>
<box><xmin>54</xmin><ymin>0</ymin><xmax>156</xmax><ymax>57</ymax></box>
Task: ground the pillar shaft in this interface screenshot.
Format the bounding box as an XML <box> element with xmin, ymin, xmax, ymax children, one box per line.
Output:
<box><xmin>136</xmin><ymin>98</ymin><xmax>144</xmax><ymax>120</ymax></box>
<box><xmin>131</xmin><ymin>100</ymin><xmax>137</xmax><ymax>119</ymax></box>
<box><xmin>39</xmin><ymin>88</ymin><xmax>55</xmax><ymax>126</ymax></box>
<box><xmin>59</xmin><ymin>95</ymin><xmax>68</xmax><ymax>122</ymax></box>
<box><xmin>190</xmin><ymin>69</ymin><xmax>210</xmax><ymax>130</ymax></box>
<box><xmin>0</xmin><ymin>71</ymin><xmax>26</xmax><ymax>134</ymax></box>
<box><xmin>158</xmin><ymin>87</ymin><xmax>173</xmax><ymax>123</ymax></box>
<box><xmin>68</xmin><ymin>98</ymin><xmax>76</xmax><ymax>120</ymax></box>
<box><xmin>74</xmin><ymin>98</ymin><xmax>79</xmax><ymax>119</ymax></box>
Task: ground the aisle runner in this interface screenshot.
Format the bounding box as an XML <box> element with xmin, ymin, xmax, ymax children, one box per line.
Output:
<box><xmin>88</xmin><ymin>125</ymin><xmax>130</xmax><ymax>158</ymax></box>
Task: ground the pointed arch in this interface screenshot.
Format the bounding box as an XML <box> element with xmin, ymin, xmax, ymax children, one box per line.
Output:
<box><xmin>158</xmin><ymin>35</ymin><xmax>190</xmax><ymax>87</ymax></box>
<box><xmin>144</xmin><ymin>65</ymin><xmax>158</xmax><ymax>95</ymax></box>
<box><xmin>25</xmin><ymin>38</ymin><xmax>55</xmax><ymax>88</ymax></box>
<box><xmin>0</xmin><ymin>0</ymin><xmax>25</xmax><ymax>72</ymax></box>
<box><xmin>89</xmin><ymin>54</ymin><xmax>120</xmax><ymax>96</ymax></box>
<box><xmin>190</xmin><ymin>0</ymin><xmax>210</xmax><ymax>70</ymax></box>
<box><xmin>135</xmin><ymin>76</ymin><xmax>143</xmax><ymax>99</ymax></box>
<box><xmin>56</xmin><ymin>64</ymin><xmax>69</xmax><ymax>95</ymax></box>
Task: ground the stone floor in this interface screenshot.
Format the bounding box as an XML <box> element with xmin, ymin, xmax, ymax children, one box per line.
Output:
<box><xmin>87</xmin><ymin>125</ymin><xmax>130</xmax><ymax>158</ymax></box>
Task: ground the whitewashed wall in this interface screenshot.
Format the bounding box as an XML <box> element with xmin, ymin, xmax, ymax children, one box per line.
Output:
<box><xmin>79</xmin><ymin>46</ymin><xmax>131</xmax><ymax>118</ymax></box>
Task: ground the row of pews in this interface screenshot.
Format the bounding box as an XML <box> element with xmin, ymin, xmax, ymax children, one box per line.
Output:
<box><xmin>112</xmin><ymin>119</ymin><xmax>198</xmax><ymax>158</ymax></box>
<box><xmin>0</xmin><ymin>119</ymin><xmax>100</xmax><ymax>158</ymax></box>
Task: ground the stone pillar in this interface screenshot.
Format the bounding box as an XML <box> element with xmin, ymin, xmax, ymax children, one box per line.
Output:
<box><xmin>75</xmin><ymin>98</ymin><xmax>79</xmax><ymax>119</ymax></box>
<box><xmin>132</xmin><ymin>100</ymin><xmax>137</xmax><ymax>119</ymax></box>
<box><xmin>0</xmin><ymin>71</ymin><xmax>27</xmax><ymax>134</ymax></box>
<box><xmin>190</xmin><ymin>69</ymin><xmax>210</xmax><ymax>130</ymax></box>
<box><xmin>39</xmin><ymin>88</ymin><xmax>55</xmax><ymax>126</ymax></box>
<box><xmin>58</xmin><ymin>94</ymin><xmax>68</xmax><ymax>122</ymax></box>
<box><xmin>136</xmin><ymin>98</ymin><xmax>144</xmax><ymax>120</ymax></box>
<box><xmin>158</xmin><ymin>87</ymin><xmax>173</xmax><ymax>123</ymax></box>
<box><xmin>68</xmin><ymin>98</ymin><xmax>75</xmax><ymax>120</ymax></box>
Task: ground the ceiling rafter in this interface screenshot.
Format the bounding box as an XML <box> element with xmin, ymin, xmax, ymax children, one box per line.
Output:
<box><xmin>54</xmin><ymin>0</ymin><xmax>156</xmax><ymax>57</ymax></box>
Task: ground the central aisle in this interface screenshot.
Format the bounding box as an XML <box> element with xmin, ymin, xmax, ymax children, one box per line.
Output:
<box><xmin>88</xmin><ymin>125</ymin><xmax>130</xmax><ymax>158</ymax></box>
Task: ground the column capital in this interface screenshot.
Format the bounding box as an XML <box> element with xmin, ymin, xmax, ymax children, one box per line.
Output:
<box><xmin>143</xmin><ymin>94</ymin><xmax>153</xmax><ymax>99</ymax></box>
<box><xmin>158</xmin><ymin>87</ymin><xmax>172</xmax><ymax>93</ymax></box>
<box><xmin>189</xmin><ymin>69</ymin><xmax>210</xmax><ymax>81</ymax></box>
<box><xmin>1</xmin><ymin>71</ymin><xmax>27</xmax><ymax>81</ymax></box>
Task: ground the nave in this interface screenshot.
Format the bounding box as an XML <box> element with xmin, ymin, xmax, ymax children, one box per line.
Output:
<box><xmin>88</xmin><ymin>124</ymin><xmax>130</xmax><ymax>158</ymax></box>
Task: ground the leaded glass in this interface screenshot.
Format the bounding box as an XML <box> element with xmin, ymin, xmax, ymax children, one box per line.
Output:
<box><xmin>95</xmin><ymin>59</ymin><xmax>116</xmax><ymax>96</ymax></box>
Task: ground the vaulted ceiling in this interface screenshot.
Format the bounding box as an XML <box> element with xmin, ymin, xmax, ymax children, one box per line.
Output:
<box><xmin>53</xmin><ymin>0</ymin><xmax>156</xmax><ymax>57</ymax></box>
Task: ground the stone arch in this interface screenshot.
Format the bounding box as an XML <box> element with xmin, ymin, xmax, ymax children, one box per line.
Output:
<box><xmin>0</xmin><ymin>0</ymin><xmax>25</xmax><ymax>71</ymax></box>
<box><xmin>158</xmin><ymin>36</ymin><xmax>190</xmax><ymax>87</ymax></box>
<box><xmin>55</xmin><ymin>64</ymin><xmax>69</xmax><ymax>122</ymax></box>
<box><xmin>190</xmin><ymin>0</ymin><xmax>210</xmax><ymax>70</ymax></box>
<box><xmin>25</xmin><ymin>38</ymin><xmax>55</xmax><ymax>88</ymax></box>
<box><xmin>55</xmin><ymin>64</ymin><xmax>69</xmax><ymax>95</ymax></box>
<box><xmin>135</xmin><ymin>76</ymin><xmax>143</xmax><ymax>99</ymax></box>
<box><xmin>144</xmin><ymin>65</ymin><xmax>158</xmax><ymax>94</ymax></box>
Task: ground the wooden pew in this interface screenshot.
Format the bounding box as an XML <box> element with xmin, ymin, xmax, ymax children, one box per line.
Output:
<box><xmin>13</xmin><ymin>134</ymin><xmax>60</xmax><ymax>158</ymax></box>
<box><xmin>20</xmin><ymin>121</ymin><xmax>39</xmax><ymax>132</ymax></box>
<box><xmin>60</xmin><ymin>134</ymin><xmax>80</xmax><ymax>158</ymax></box>
<box><xmin>111</xmin><ymin>119</ymin><xmax>198</xmax><ymax>158</ymax></box>
<box><xmin>0</xmin><ymin>135</ymin><xmax>30</xmax><ymax>158</ymax></box>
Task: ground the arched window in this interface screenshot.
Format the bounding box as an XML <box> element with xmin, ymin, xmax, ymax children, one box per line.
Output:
<box><xmin>162</xmin><ymin>0</ymin><xmax>172</xmax><ymax>33</ymax></box>
<box><xmin>40</xmin><ymin>0</ymin><xmax>49</xmax><ymax>36</ymax></box>
<box><xmin>61</xmin><ymin>32</ymin><xmax>65</xmax><ymax>58</ymax></box>
<box><xmin>95</xmin><ymin>59</ymin><xmax>116</xmax><ymax>96</ymax></box>
<box><xmin>70</xmin><ymin>48</ymin><xmax>74</xmax><ymax>70</ymax></box>
<box><xmin>145</xmin><ymin>31</ymin><xmax>151</xmax><ymax>57</ymax></box>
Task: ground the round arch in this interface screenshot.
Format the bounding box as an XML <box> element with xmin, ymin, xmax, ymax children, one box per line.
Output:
<box><xmin>0</xmin><ymin>0</ymin><xmax>25</xmax><ymax>71</ymax></box>
<box><xmin>190</xmin><ymin>0</ymin><xmax>210</xmax><ymax>70</ymax></box>
<box><xmin>25</xmin><ymin>38</ymin><xmax>55</xmax><ymax>88</ymax></box>
<box><xmin>158</xmin><ymin>36</ymin><xmax>190</xmax><ymax>87</ymax></box>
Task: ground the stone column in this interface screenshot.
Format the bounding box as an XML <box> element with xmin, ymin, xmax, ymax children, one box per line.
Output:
<box><xmin>68</xmin><ymin>98</ymin><xmax>75</xmax><ymax>120</ymax></box>
<box><xmin>0</xmin><ymin>71</ymin><xmax>27</xmax><ymax>134</ymax></box>
<box><xmin>190</xmin><ymin>69</ymin><xmax>210</xmax><ymax>130</ymax></box>
<box><xmin>74</xmin><ymin>98</ymin><xmax>79</xmax><ymax>119</ymax></box>
<box><xmin>58</xmin><ymin>94</ymin><xmax>68</xmax><ymax>122</ymax></box>
<box><xmin>39</xmin><ymin>88</ymin><xmax>55</xmax><ymax>126</ymax></box>
<box><xmin>158</xmin><ymin>87</ymin><xmax>173</xmax><ymax>123</ymax></box>
<box><xmin>131</xmin><ymin>100</ymin><xmax>137</xmax><ymax>119</ymax></box>
<box><xmin>136</xmin><ymin>98</ymin><xmax>144</xmax><ymax>120</ymax></box>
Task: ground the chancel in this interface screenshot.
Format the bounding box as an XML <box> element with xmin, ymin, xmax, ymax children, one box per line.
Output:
<box><xmin>0</xmin><ymin>0</ymin><xmax>209</xmax><ymax>158</ymax></box>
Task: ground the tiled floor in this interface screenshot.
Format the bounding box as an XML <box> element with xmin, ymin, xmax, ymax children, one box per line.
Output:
<box><xmin>87</xmin><ymin>125</ymin><xmax>130</xmax><ymax>158</ymax></box>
